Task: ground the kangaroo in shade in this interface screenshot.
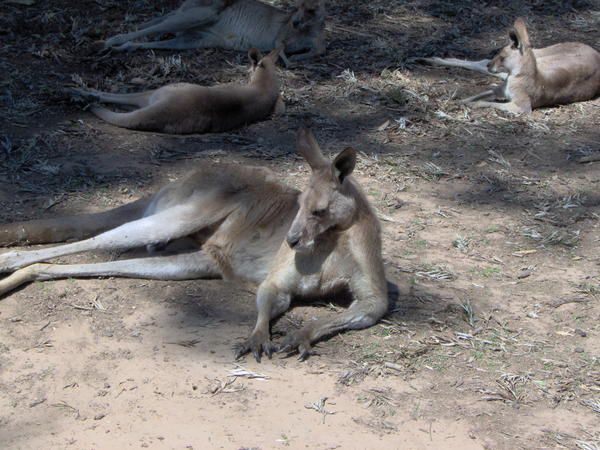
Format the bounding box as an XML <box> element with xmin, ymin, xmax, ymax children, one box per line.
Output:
<box><xmin>0</xmin><ymin>129</ymin><xmax>389</xmax><ymax>362</ymax></box>
<box><xmin>419</xmin><ymin>17</ymin><xmax>600</xmax><ymax>113</ymax></box>
<box><xmin>104</xmin><ymin>0</ymin><xmax>325</xmax><ymax>65</ymax></box>
<box><xmin>68</xmin><ymin>47</ymin><xmax>284</xmax><ymax>134</ymax></box>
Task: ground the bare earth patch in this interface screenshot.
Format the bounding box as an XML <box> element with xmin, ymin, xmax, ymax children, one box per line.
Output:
<box><xmin>0</xmin><ymin>0</ymin><xmax>599</xmax><ymax>449</ymax></box>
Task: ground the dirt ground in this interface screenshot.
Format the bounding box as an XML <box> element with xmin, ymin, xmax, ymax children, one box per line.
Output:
<box><xmin>1</xmin><ymin>0</ymin><xmax>599</xmax><ymax>449</ymax></box>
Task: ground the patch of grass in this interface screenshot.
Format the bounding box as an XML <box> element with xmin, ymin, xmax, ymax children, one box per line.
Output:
<box><xmin>472</xmin><ymin>350</ymin><xmax>485</xmax><ymax>361</ymax></box>
<box><xmin>415</xmin><ymin>265</ymin><xmax>455</xmax><ymax>281</ymax></box>
<box><xmin>421</xmin><ymin>162</ymin><xmax>447</xmax><ymax>181</ymax></box>
<box><xmin>576</xmin><ymin>283</ymin><xmax>599</xmax><ymax>297</ymax></box>
<box><xmin>460</xmin><ymin>299</ymin><xmax>476</xmax><ymax>327</ymax></box>
<box><xmin>421</xmin><ymin>353</ymin><xmax>449</xmax><ymax>372</ymax></box>
<box><xmin>521</xmin><ymin>226</ymin><xmax>581</xmax><ymax>247</ymax></box>
<box><xmin>386</xmin><ymin>87</ymin><xmax>411</xmax><ymax>106</ymax></box>
<box><xmin>415</xmin><ymin>239</ymin><xmax>428</xmax><ymax>249</ymax></box>
<box><xmin>355</xmin><ymin>342</ymin><xmax>386</xmax><ymax>364</ymax></box>
<box><xmin>452</xmin><ymin>235</ymin><xmax>471</xmax><ymax>252</ymax></box>
<box><xmin>485</xmin><ymin>224</ymin><xmax>501</xmax><ymax>233</ymax></box>
<box><xmin>470</xmin><ymin>266</ymin><xmax>501</xmax><ymax>278</ymax></box>
<box><xmin>277</xmin><ymin>434</ymin><xmax>290</xmax><ymax>447</ymax></box>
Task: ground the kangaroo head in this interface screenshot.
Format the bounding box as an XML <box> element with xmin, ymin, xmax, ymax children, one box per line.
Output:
<box><xmin>488</xmin><ymin>18</ymin><xmax>532</xmax><ymax>75</ymax></box>
<box><xmin>286</xmin><ymin>128</ymin><xmax>358</xmax><ymax>253</ymax></box>
<box><xmin>289</xmin><ymin>0</ymin><xmax>325</xmax><ymax>32</ymax></box>
<box><xmin>247</xmin><ymin>47</ymin><xmax>280</xmax><ymax>83</ymax></box>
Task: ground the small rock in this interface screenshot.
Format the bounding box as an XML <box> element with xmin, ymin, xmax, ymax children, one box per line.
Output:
<box><xmin>94</xmin><ymin>413</ymin><xmax>106</xmax><ymax>420</ymax></box>
<box><xmin>575</xmin><ymin>328</ymin><xmax>587</xmax><ymax>337</ymax></box>
<box><xmin>574</xmin><ymin>347</ymin><xmax>584</xmax><ymax>353</ymax></box>
<box><xmin>29</xmin><ymin>398</ymin><xmax>46</xmax><ymax>408</ymax></box>
<box><xmin>517</xmin><ymin>269</ymin><xmax>532</xmax><ymax>279</ymax></box>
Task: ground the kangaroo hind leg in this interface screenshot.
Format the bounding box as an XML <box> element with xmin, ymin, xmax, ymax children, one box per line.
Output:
<box><xmin>0</xmin><ymin>250</ymin><xmax>219</xmax><ymax>298</ymax></box>
<box><xmin>418</xmin><ymin>57</ymin><xmax>507</xmax><ymax>80</ymax></box>
<box><xmin>113</xmin><ymin>33</ymin><xmax>221</xmax><ymax>52</ymax></box>
<box><xmin>0</xmin><ymin>202</ymin><xmax>227</xmax><ymax>273</ymax></box>
<box><xmin>69</xmin><ymin>88</ymin><xmax>154</xmax><ymax>107</ymax></box>
<box><xmin>105</xmin><ymin>3</ymin><xmax>224</xmax><ymax>48</ymax></box>
<box><xmin>89</xmin><ymin>101</ymin><xmax>167</xmax><ymax>131</ymax></box>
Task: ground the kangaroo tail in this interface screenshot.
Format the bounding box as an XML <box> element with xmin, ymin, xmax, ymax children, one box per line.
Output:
<box><xmin>0</xmin><ymin>196</ymin><xmax>152</xmax><ymax>246</ymax></box>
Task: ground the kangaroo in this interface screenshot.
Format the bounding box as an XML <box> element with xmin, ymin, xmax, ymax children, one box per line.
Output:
<box><xmin>103</xmin><ymin>0</ymin><xmax>326</xmax><ymax>64</ymax></box>
<box><xmin>0</xmin><ymin>129</ymin><xmax>388</xmax><ymax>361</ymax></box>
<box><xmin>419</xmin><ymin>18</ymin><xmax>600</xmax><ymax>114</ymax></box>
<box><xmin>67</xmin><ymin>48</ymin><xmax>284</xmax><ymax>134</ymax></box>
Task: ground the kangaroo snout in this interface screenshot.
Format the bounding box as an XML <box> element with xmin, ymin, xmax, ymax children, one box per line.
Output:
<box><xmin>286</xmin><ymin>233</ymin><xmax>301</xmax><ymax>249</ymax></box>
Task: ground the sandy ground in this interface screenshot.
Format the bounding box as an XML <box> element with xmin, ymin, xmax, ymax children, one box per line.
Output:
<box><xmin>1</xmin><ymin>0</ymin><xmax>599</xmax><ymax>449</ymax></box>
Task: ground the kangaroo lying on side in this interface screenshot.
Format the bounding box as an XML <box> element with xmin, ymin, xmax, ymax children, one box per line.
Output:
<box><xmin>419</xmin><ymin>18</ymin><xmax>600</xmax><ymax>114</ymax></box>
<box><xmin>69</xmin><ymin>48</ymin><xmax>283</xmax><ymax>133</ymax></box>
<box><xmin>104</xmin><ymin>0</ymin><xmax>325</xmax><ymax>64</ymax></box>
<box><xmin>0</xmin><ymin>129</ymin><xmax>388</xmax><ymax>361</ymax></box>
<box><xmin>68</xmin><ymin>48</ymin><xmax>283</xmax><ymax>134</ymax></box>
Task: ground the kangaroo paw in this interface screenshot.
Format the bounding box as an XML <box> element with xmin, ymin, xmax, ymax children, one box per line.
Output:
<box><xmin>234</xmin><ymin>329</ymin><xmax>277</xmax><ymax>363</ymax></box>
<box><xmin>278</xmin><ymin>329</ymin><xmax>313</xmax><ymax>361</ymax></box>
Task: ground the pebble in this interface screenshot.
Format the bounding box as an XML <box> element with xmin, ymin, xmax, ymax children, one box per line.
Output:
<box><xmin>575</xmin><ymin>328</ymin><xmax>587</xmax><ymax>337</ymax></box>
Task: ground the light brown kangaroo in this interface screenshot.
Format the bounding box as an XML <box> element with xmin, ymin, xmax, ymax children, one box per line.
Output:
<box><xmin>0</xmin><ymin>129</ymin><xmax>388</xmax><ymax>362</ymax></box>
<box><xmin>419</xmin><ymin>18</ymin><xmax>600</xmax><ymax>114</ymax></box>
<box><xmin>104</xmin><ymin>0</ymin><xmax>325</xmax><ymax>64</ymax></box>
<box><xmin>68</xmin><ymin>48</ymin><xmax>284</xmax><ymax>134</ymax></box>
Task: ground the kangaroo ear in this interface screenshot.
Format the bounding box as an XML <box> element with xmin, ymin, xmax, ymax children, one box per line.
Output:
<box><xmin>248</xmin><ymin>48</ymin><xmax>263</xmax><ymax>69</ymax></box>
<box><xmin>510</xmin><ymin>18</ymin><xmax>530</xmax><ymax>54</ymax></box>
<box><xmin>296</xmin><ymin>128</ymin><xmax>328</xmax><ymax>170</ymax></box>
<box><xmin>268</xmin><ymin>46</ymin><xmax>282</xmax><ymax>63</ymax></box>
<box><xmin>332</xmin><ymin>147</ymin><xmax>356</xmax><ymax>183</ymax></box>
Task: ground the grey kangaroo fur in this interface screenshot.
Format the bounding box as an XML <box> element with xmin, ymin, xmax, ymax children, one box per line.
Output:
<box><xmin>0</xmin><ymin>129</ymin><xmax>389</xmax><ymax>362</ymax></box>
<box><xmin>419</xmin><ymin>17</ymin><xmax>600</xmax><ymax>113</ymax></box>
<box><xmin>104</xmin><ymin>0</ymin><xmax>325</xmax><ymax>64</ymax></box>
<box><xmin>68</xmin><ymin>48</ymin><xmax>284</xmax><ymax>134</ymax></box>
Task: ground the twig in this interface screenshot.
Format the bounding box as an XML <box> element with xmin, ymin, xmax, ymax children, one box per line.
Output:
<box><xmin>206</xmin><ymin>377</ymin><xmax>245</xmax><ymax>396</ymax></box>
<box><xmin>305</xmin><ymin>396</ymin><xmax>336</xmax><ymax>423</ymax></box>
<box><xmin>228</xmin><ymin>364</ymin><xmax>269</xmax><ymax>380</ymax></box>
<box><xmin>547</xmin><ymin>297</ymin><xmax>590</xmax><ymax>308</ymax></box>
<box><xmin>578</xmin><ymin>154</ymin><xmax>600</xmax><ymax>163</ymax></box>
<box><xmin>167</xmin><ymin>339</ymin><xmax>201</xmax><ymax>348</ymax></box>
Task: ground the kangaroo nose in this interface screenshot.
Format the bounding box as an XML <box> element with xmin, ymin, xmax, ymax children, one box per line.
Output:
<box><xmin>286</xmin><ymin>235</ymin><xmax>300</xmax><ymax>249</ymax></box>
<box><xmin>292</xmin><ymin>18</ymin><xmax>301</xmax><ymax>27</ymax></box>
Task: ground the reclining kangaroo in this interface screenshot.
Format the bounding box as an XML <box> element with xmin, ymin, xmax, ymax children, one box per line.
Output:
<box><xmin>419</xmin><ymin>18</ymin><xmax>600</xmax><ymax>114</ymax></box>
<box><xmin>104</xmin><ymin>0</ymin><xmax>325</xmax><ymax>64</ymax></box>
<box><xmin>0</xmin><ymin>129</ymin><xmax>388</xmax><ymax>361</ymax></box>
<box><xmin>68</xmin><ymin>48</ymin><xmax>283</xmax><ymax>134</ymax></box>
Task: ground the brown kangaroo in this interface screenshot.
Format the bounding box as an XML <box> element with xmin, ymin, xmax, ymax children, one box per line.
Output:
<box><xmin>104</xmin><ymin>0</ymin><xmax>325</xmax><ymax>64</ymax></box>
<box><xmin>0</xmin><ymin>129</ymin><xmax>388</xmax><ymax>362</ymax></box>
<box><xmin>68</xmin><ymin>48</ymin><xmax>284</xmax><ymax>134</ymax></box>
<box><xmin>419</xmin><ymin>18</ymin><xmax>600</xmax><ymax>114</ymax></box>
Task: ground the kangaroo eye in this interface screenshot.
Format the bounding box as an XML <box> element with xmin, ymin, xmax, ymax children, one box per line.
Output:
<box><xmin>313</xmin><ymin>208</ymin><xmax>327</xmax><ymax>217</ymax></box>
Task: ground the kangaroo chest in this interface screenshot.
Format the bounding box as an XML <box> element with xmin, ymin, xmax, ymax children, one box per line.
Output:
<box><xmin>292</xmin><ymin>251</ymin><xmax>351</xmax><ymax>296</ymax></box>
